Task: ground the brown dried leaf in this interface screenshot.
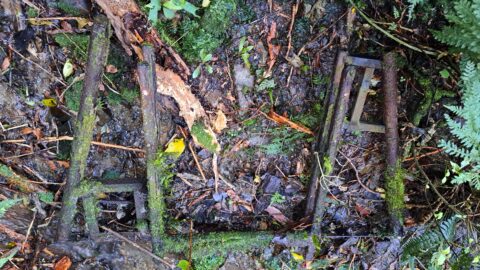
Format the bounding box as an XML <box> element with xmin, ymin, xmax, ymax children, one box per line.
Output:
<box><xmin>265</xmin><ymin>22</ymin><xmax>281</xmax><ymax>77</ymax></box>
<box><xmin>54</xmin><ymin>256</ymin><xmax>72</xmax><ymax>270</ymax></box>
<box><xmin>267</xmin><ymin>109</ymin><xmax>314</xmax><ymax>135</ymax></box>
<box><xmin>265</xmin><ymin>205</ymin><xmax>289</xmax><ymax>224</ymax></box>
<box><xmin>355</xmin><ymin>203</ymin><xmax>371</xmax><ymax>216</ymax></box>
<box><xmin>105</xmin><ymin>64</ymin><xmax>118</xmax><ymax>74</ymax></box>
<box><xmin>1</xmin><ymin>57</ymin><xmax>11</xmax><ymax>71</ymax></box>
<box><xmin>156</xmin><ymin>66</ymin><xmax>219</xmax><ymax>151</ymax></box>
<box><xmin>212</xmin><ymin>110</ymin><xmax>227</xmax><ymax>133</ymax></box>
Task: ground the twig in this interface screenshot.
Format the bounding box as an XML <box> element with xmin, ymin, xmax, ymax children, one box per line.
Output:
<box><xmin>352</xmin><ymin>4</ymin><xmax>439</xmax><ymax>56</ymax></box>
<box><xmin>188</xmin><ymin>142</ymin><xmax>207</xmax><ymax>182</ymax></box>
<box><xmin>404</xmin><ymin>148</ymin><xmax>443</xmax><ymax>162</ymax></box>
<box><xmin>286</xmin><ymin>0</ymin><xmax>300</xmax><ymax>57</ymax></box>
<box><xmin>212</xmin><ymin>153</ymin><xmax>219</xmax><ymax>193</ymax></box>
<box><xmin>338</xmin><ymin>151</ymin><xmax>380</xmax><ymax>195</ymax></box>
<box><xmin>100</xmin><ymin>226</ymin><xmax>174</xmax><ymax>268</ymax></box>
<box><xmin>1</xmin><ymin>136</ymin><xmax>145</xmax><ymax>152</ymax></box>
<box><xmin>22</xmin><ymin>210</ymin><xmax>36</xmax><ymax>252</ymax></box>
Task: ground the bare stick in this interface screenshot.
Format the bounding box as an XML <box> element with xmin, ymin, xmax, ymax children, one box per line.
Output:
<box><xmin>57</xmin><ymin>16</ymin><xmax>111</xmax><ymax>241</ymax></box>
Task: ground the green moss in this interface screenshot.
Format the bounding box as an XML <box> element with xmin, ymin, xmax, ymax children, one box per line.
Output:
<box><xmin>54</xmin><ymin>33</ymin><xmax>89</xmax><ymax>61</ymax></box>
<box><xmin>162</xmin><ymin>231</ymin><xmax>273</xmax><ymax>260</ymax></box>
<box><xmin>194</xmin><ymin>255</ymin><xmax>226</xmax><ymax>270</ymax></box>
<box><xmin>72</xmin><ymin>180</ymin><xmax>103</xmax><ymax>198</ymax></box>
<box><xmin>412</xmin><ymin>78</ymin><xmax>455</xmax><ymax>126</ymax></box>
<box><xmin>56</xmin><ymin>1</ymin><xmax>84</xmax><ymax>17</ymax></box>
<box><xmin>385</xmin><ymin>165</ymin><xmax>405</xmax><ymax>223</ymax></box>
<box><xmin>191</xmin><ymin>121</ymin><xmax>219</xmax><ymax>153</ymax></box>
<box><xmin>26</xmin><ymin>7</ymin><xmax>38</xmax><ymax>18</ymax></box>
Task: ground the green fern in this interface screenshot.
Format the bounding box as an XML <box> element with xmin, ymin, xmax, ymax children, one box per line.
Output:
<box><xmin>407</xmin><ymin>0</ymin><xmax>425</xmax><ymax>21</ymax></box>
<box><xmin>438</xmin><ymin>61</ymin><xmax>480</xmax><ymax>189</ymax></box>
<box><xmin>433</xmin><ymin>0</ymin><xmax>480</xmax><ymax>59</ymax></box>
<box><xmin>402</xmin><ymin>216</ymin><xmax>458</xmax><ymax>269</ymax></box>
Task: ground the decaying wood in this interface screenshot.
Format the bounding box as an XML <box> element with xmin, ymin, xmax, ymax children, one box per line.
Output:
<box><xmin>57</xmin><ymin>16</ymin><xmax>111</xmax><ymax>241</ymax></box>
<box><xmin>93</xmin><ymin>0</ymin><xmax>189</xmax><ymax>76</ymax></box>
<box><xmin>137</xmin><ymin>44</ymin><xmax>166</xmax><ymax>254</ymax></box>
<box><xmin>383</xmin><ymin>52</ymin><xmax>404</xmax><ymax>235</ymax></box>
<box><xmin>305</xmin><ymin>50</ymin><xmax>347</xmax><ymax>216</ymax></box>
<box><xmin>0</xmin><ymin>163</ymin><xmax>47</xmax><ymax>193</ymax></box>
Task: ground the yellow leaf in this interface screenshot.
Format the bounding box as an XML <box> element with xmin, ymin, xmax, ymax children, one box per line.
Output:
<box><xmin>42</xmin><ymin>98</ymin><xmax>57</xmax><ymax>108</ymax></box>
<box><xmin>291</xmin><ymin>251</ymin><xmax>304</xmax><ymax>262</ymax></box>
<box><xmin>75</xmin><ymin>18</ymin><xmax>91</xmax><ymax>29</ymax></box>
<box><xmin>212</xmin><ymin>110</ymin><xmax>227</xmax><ymax>133</ymax></box>
<box><xmin>28</xmin><ymin>19</ymin><xmax>53</xmax><ymax>26</ymax></box>
<box><xmin>202</xmin><ymin>0</ymin><xmax>210</xmax><ymax>7</ymax></box>
<box><xmin>165</xmin><ymin>138</ymin><xmax>185</xmax><ymax>158</ymax></box>
<box><xmin>63</xmin><ymin>59</ymin><xmax>74</xmax><ymax>78</ymax></box>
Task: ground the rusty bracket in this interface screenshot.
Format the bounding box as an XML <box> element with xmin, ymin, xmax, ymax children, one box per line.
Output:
<box><xmin>344</xmin><ymin>56</ymin><xmax>385</xmax><ymax>133</ymax></box>
<box><xmin>79</xmin><ymin>178</ymin><xmax>147</xmax><ymax>237</ymax></box>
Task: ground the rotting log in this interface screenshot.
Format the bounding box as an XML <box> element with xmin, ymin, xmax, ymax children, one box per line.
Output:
<box><xmin>137</xmin><ymin>44</ymin><xmax>166</xmax><ymax>254</ymax></box>
<box><xmin>311</xmin><ymin>66</ymin><xmax>356</xmax><ymax>235</ymax></box>
<box><xmin>383</xmin><ymin>52</ymin><xmax>404</xmax><ymax>235</ymax></box>
<box><xmin>57</xmin><ymin>16</ymin><xmax>111</xmax><ymax>241</ymax></box>
<box><xmin>305</xmin><ymin>50</ymin><xmax>347</xmax><ymax>216</ymax></box>
<box><xmin>0</xmin><ymin>163</ymin><xmax>47</xmax><ymax>193</ymax></box>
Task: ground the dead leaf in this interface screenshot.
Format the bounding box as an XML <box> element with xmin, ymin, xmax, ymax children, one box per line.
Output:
<box><xmin>212</xmin><ymin>110</ymin><xmax>227</xmax><ymax>133</ymax></box>
<box><xmin>265</xmin><ymin>205</ymin><xmax>289</xmax><ymax>224</ymax></box>
<box><xmin>1</xmin><ymin>57</ymin><xmax>10</xmax><ymax>71</ymax></box>
<box><xmin>285</xmin><ymin>53</ymin><xmax>304</xmax><ymax>68</ymax></box>
<box><xmin>20</xmin><ymin>127</ymin><xmax>33</xmax><ymax>135</ymax></box>
<box><xmin>75</xmin><ymin>18</ymin><xmax>91</xmax><ymax>29</ymax></box>
<box><xmin>156</xmin><ymin>65</ymin><xmax>220</xmax><ymax>151</ymax></box>
<box><xmin>60</xmin><ymin>21</ymin><xmax>73</xmax><ymax>32</ymax></box>
<box><xmin>265</xmin><ymin>22</ymin><xmax>281</xmax><ymax>77</ymax></box>
<box><xmin>355</xmin><ymin>203</ymin><xmax>371</xmax><ymax>216</ymax></box>
<box><xmin>46</xmin><ymin>160</ymin><xmax>57</xmax><ymax>171</ymax></box>
<box><xmin>105</xmin><ymin>64</ymin><xmax>118</xmax><ymax>73</ymax></box>
<box><xmin>28</xmin><ymin>18</ymin><xmax>53</xmax><ymax>26</ymax></box>
<box><xmin>54</xmin><ymin>256</ymin><xmax>72</xmax><ymax>270</ymax></box>
<box><xmin>266</xmin><ymin>109</ymin><xmax>314</xmax><ymax>135</ymax></box>
<box><xmin>32</xmin><ymin>128</ymin><xmax>43</xmax><ymax>140</ymax></box>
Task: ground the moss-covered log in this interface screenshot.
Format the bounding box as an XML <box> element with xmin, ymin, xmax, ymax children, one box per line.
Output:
<box><xmin>383</xmin><ymin>52</ymin><xmax>405</xmax><ymax>235</ymax></box>
<box><xmin>0</xmin><ymin>164</ymin><xmax>47</xmax><ymax>193</ymax></box>
<box><xmin>57</xmin><ymin>15</ymin><xmax>111</xmax><ymax>241</ymax></box>
<box><xmin>137</xmin><ymin>44</ymin><xmax>166</xmax><ymax>254</ymax></box>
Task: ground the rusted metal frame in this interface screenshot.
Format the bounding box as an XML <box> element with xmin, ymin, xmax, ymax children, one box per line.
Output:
<box><xmin>305</xmin><ymin>50</ymin><xmax>347</xmax><ymax>216</ymax></box>
<box><xmin>345</xmin><ymin>56</ymin><xmax>382</xmax><ymax>69</ymax></box>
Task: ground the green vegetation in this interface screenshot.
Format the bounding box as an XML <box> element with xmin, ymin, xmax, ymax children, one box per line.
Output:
<box><xmin>0</xmin><ymin>199</ymin><xmax>20</xmax><ymax>218</ymax></box>
<box><xmin>146</xmin><ymin>0</ymin><xmax>198</xmax><ymax>21</ymax></box>
<box><xmin>402</xmin><ymin>216</ymin><xmax>479</xmax><ymax>269</ymax></box>
<box><xmin>412</xmin><ymin>77</ymin><xmax>455</xmax><ymax>126</ymax></box>
<box><xmin>54</xmin><ymin>34</ymin><xmax>89</xmax><ymax>61</ymax></box>
<box><xmin>26</xmin><ymin>7</ymin><xmax>38</xmax><ymax>18</ymax></box>
<box><xmin>433</xmin><ymin>0</ymin><xmax>480</xmax><ymax>59</ymax></box>
<box><xmin>238</xmin><ymin>36</ymin><xmax>254</xmax><ymax>70</ymax></box>
<box><xmin>155</xmin><ymin>0</ymin><xmax>236</xmax><ymax>62</ymax></box>
<box><xmin>56</xmin><ymin>1</ymin><xmax>84</xmax><ymax>16</ymax></box>
<box><xmin>438</xmin><ymin>61</ymin><xmax>480</xmax><ymax>189</ymax></box>
<box><xmin>260</xmin><ymin>127</ymin><xmax>309</xmax><ymax>156</ymax></box>
<box><xmin>384</xmin><ymin>165</ymin><xmax>405</xmax><ymax>224</ymax></box>
<box><xmin>192</xmin><ymin>49</ymin><xmax>213</xmax><ymax>78</ymax></box>
<box><xmin>270</xmin><ymin>192</ymin><xmax>286</xmax><ymax>205</ymax></box>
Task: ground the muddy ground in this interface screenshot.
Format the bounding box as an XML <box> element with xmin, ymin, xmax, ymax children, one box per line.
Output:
<box><xmin>1</xmin><ymin>0</ymin><xmax>478</xmax><ymax>269</ymax></box>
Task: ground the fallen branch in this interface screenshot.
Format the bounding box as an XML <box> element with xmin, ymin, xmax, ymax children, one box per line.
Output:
<box><xmin>0</xmin><ymin>164</ymin><xmax>47</xmax><ymax>193</ymax></box>
<box><xmin>383</xmin><ymin>52</ymin><xmax>405</xmax><ymax>235</ymax></box>
<box><xmin>57</xmin><ymin>16</ymin><xmax>111</xmax><ymax>241</ymax></box>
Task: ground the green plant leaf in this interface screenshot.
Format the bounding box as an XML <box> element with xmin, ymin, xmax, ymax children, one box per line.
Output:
<box><xmin>440</xmin><ymin>69</ymin><xmax>450</xmax><ymax>79</ymax></box>
<box><xmin>39</xmin><ymin>192</ymin><xmax>54</xmax><ymax>203</ymax></box>
<box><xmin>0</xmin><ymin>199</ymin><xmax>20</xmax><ymax>218</ymax></box>
<box><xmin>206</xmin><ymin>65</ymin><xmax>213</xmax><ymax>74</ymax></box>
<box><xmin>63</xmin><ymin>59</ymin><xmax>74</xmax><ymax>78</ymax></box>
<box><xmin>183</xmin><ymin>2</ymin><xmax>199</xmax><ymax>17</ymax></box>
<box><xmin>163</xmin><ymin>7</ymin><xmax>176</xmax><ymax>19</ymax></box>
<box><xmin>238</xmin><ymin>36</ymin><xmax>246</xmax><ymax>52</ymax></box>
<box><xmin>177</xmin><ymin>260</ymin><xmax>190</xmax><ymax>270</ymax></box>
<box><xmin>163</xmin><ymin>0</ymin><xmax>186</xmax><ymax>10</ymax></box>
<box><xmin>147</xmin><ymin>0</ymin><xmax>161</xmax><ymax>22</ymax></box>
<box><xmin>192</xmin><ymin>66</ymin><xmax>201</xmax><ymax>78</ymax></box>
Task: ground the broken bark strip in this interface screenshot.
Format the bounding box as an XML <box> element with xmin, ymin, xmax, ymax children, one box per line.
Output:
<box><xmin>311</xmin><ymin>66</ymin><xmax>356</xmax><ymax>235</ymax></box>
<box><xmin>137</xmin><ymin>44</ymin><xmax>166</xmax><ymax>254</ymax></box>
<box><xmin>57</xmin><ymin>16</ymin><xmax>111</xmax><ymax>241</ymax></box>
<box><xmin>305</xmin><ymin>50</ymin><xmax>347</xmax><ymax>216</ymax></box>
<box><xmin>0</xmin><ymin>164</ymin><xmax>47</xmax><ymax>193</ymax></box>
<box><xmin>383</xmin><ymin>52</ymin><xmax>405</xmax><ymax>235</ymax></box>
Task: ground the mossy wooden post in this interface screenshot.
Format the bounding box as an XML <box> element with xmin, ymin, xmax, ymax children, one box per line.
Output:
<box><xmin>137</xmin><ymin>44</ymin><xmax>165</xmax><ymax>254</ymax></box>
<box><xmin>57</xmin><ymin>16</ymin><xmax>111</xmax><ymax>241</ymax></box>
<box><xmin>383</xmin><ymin>52</ymin><xmax>405</xmax><ymax>235</ymax></box>
<box><xmin>305</xmin><ymin>50</ymin><xmax>347</xmax><ymax>216</ymax></box>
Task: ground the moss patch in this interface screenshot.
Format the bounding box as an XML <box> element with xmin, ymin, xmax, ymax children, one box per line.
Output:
<box><xmin>385</xmin><ymin>164</ymin><xmax>405</xmax><ymax>223</ymax></box>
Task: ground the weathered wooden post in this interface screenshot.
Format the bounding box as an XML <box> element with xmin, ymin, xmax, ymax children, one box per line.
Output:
<box><xmin>57</xmin><ymin>15</ymin><xmax>111</xmax><ymax>241</ymax></box>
